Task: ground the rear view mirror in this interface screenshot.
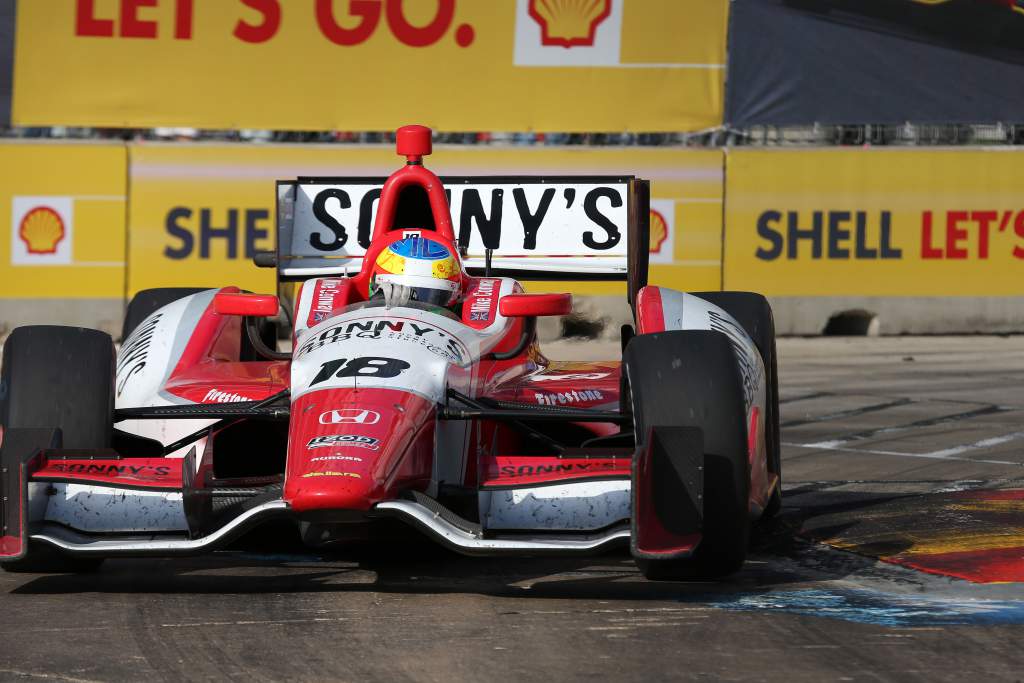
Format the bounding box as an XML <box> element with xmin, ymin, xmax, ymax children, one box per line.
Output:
<box><xmin>498</xmin><ymin>293</ymin><xmax>572</xmax><ymax>318</ymax></box>
<box><xmin>214</xmin><ymin>292</ymin><xmax>279</xmax><ymax>317</ymax></box>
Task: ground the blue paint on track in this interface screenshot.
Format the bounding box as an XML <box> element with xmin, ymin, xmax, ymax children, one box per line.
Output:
<box><xmin>715</xmin><ymin>589</ymin><xmax>1024</xmax><ymax>627</ymax></box>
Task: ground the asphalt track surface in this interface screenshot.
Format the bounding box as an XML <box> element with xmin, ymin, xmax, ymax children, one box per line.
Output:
<box><xmin>2</xmin><ymin>336</ymin><xmax>1024</xmax><ymax>682</ymax></box>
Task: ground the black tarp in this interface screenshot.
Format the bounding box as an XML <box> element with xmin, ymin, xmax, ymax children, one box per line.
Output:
<box><xmin>0</xmin><ymin>0</ymin><xmax>12</xmax><ymax>127</ymax></box>
<box><xmin>726</xmin><ymin>0</ymin><xmax>1024</xmax><ymax>126</ymax></box>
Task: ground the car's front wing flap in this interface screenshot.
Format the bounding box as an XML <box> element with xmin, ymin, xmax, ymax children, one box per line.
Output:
<box><xmin>1</xmin><ymin>428</ymin><xmax>60</xmax><ymax>561</ymax></box>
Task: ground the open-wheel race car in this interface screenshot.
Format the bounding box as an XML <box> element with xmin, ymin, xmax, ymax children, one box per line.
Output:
<box><xmin>0</xmin><ymin>126</ymin><xmax>781</xmax><ymax>580</ymax></box>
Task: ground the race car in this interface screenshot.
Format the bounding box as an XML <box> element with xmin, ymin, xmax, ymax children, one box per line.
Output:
<box><xmin>0</xmin><ymin>125</ymin><xmax>781</xmax><ymax>580</ymax></box>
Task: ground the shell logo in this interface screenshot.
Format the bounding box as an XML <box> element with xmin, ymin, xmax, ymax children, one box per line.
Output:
<box><xmin>19</xmin><ymin>206</ymin><xmax>65</xmax><ymax>255</ymax></box>
<box><xmin>649</xmin><ymin>209</ymin><xmax>668</xmax><ymax>254</ymax></box>
<box><xmin>528</xmin><ymin>0</ymin><xmax>612</xmax><ymax>48</ymax></box>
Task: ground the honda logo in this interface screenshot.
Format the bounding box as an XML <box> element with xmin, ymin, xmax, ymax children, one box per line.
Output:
<box><xmin>318</xmin><ymin>409</ymin><xmax>381</xmax><ymax>425</ymax></box>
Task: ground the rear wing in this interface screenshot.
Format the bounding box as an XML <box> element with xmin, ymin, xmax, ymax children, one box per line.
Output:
<box><xmin>274</xmin><ymin>176</ymin><xmax>650</xmax><ymax>281</ymax></box>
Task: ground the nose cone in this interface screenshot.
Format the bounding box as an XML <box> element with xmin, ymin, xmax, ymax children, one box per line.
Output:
<box><xmin>283</xmin><ymin>387</ymin><xmax>435</xmax><ymax>513</ymax></box>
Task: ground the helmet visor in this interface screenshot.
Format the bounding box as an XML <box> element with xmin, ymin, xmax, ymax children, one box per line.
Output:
<box><xmin>371</xmin><ymin>273</ymin><xmax>459</xmax><ymax>307</ymax></box>
<box><xmin>408</xmin><ymin>286</ymin><xmax>455</xmax><ymax>307</ymax></box>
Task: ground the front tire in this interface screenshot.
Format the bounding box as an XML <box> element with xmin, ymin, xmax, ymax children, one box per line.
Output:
<box><xmin>693</xmin><ymin>292</ymin><xmax>781</xmax><ymax>517</ymax></box>
<box><xmin>626</xmin><ymin>330</ymin><xmax>751</xmax><ymax>580</ymax></box>
<box><xmin>1</xmin><ymin>326</ymin><xmax>114</xmax><ymax>573</ymax></box>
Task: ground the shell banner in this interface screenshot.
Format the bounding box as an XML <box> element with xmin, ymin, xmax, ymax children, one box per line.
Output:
<box><xmin>11</xmin><ymin>0</ymin><xmax>728</xmax><ymax>132</ymax></box>
<box><xmin>724</xmin><ymin>148</ymin><xmax>1024</xmax><ymax>297</ymax></box>
<box><xmin>0</xmin><ymin>142</ymin><xmax>127</xmax><ymax>300</ymax></box>
<box><xmin>126</xmin><ymin>143</ymin><xmax>724</xmax><ymax>296</ymax></box>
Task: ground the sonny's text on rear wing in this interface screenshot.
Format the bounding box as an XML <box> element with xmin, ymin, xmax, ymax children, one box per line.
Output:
<box><xmin>274</xmin><ymin>176</ymin><xmax>650</xmax><ymax>280</ymax></box>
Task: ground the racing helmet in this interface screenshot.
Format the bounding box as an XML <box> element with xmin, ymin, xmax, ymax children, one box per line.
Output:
<box><xmin>369</xmin><ymin>234</ymin><xmax>461</xmax><ymax>307</ymax></box>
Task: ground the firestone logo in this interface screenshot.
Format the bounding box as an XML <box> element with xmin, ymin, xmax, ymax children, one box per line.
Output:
<box><xmin>319</xmin><ymin>409</ymin><xmax>381</xmax><ymax>425</ymax></box>
<box><xmin>528</xmin><ymin>0</ymin><xmax>612</xmax><ymax>48</ymax></box>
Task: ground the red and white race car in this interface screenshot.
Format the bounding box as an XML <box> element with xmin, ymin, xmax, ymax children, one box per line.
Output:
<box><xmin>0</xmin><ymin>126</ymin><xmax>781</xmax><ymax>580</ymax></box>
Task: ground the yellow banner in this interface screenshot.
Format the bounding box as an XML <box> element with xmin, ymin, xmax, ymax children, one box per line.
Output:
<box><xmin>0</xmin><ymin>142</ymin><xmax>127</xmax><ymax>299</ymax></box>
<box><xmin>724</xmin><ymin>149</ymin><xmax>1024</xmax><ymax>297</ymax></box>
<box><xmin>13</xmin><ymin>0</ymin><xmax>726</xmax><ymax>133</ymax></box>
<box><xmin>127</xmin><ymin>143</ymin><xmax>724</xmax><ymax>296</ymax></box>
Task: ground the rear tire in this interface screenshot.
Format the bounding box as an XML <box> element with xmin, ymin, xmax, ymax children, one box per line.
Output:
<box><xmin>1</xmin><ymin>326</ymin><xmax>114</xmax><ymax>573</ymax></box>
<box><xmin>626</xmin><ymin>330</ymin><xmax>751</xmax><ymax>580</ymax></box>
<box><xmin>693</xmin><ymin>292</ymin><xmax>781</xmax><ymax>517</ymax></box>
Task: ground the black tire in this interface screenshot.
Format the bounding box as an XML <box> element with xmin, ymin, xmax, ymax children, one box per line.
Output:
<box><xmin>122</xmin><ymin>287</ymin><xmax>207</xmax><ymax>341</ymax></box>
<box><xmin>693</xmin><ymin>292</ymin><xmax>782</xmax><ymax>517</ymax></box>
<box><xmin>1</xmin><ymin>326</ymin><xmax>114</xmax><ymax>572</ymax></box>
<box><xmin>625</xmin><ymin>330</ymin><xmax>750</xmax><ymax>580</ymax></box>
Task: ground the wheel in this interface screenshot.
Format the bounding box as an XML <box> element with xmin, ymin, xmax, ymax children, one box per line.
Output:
<box><xmin>625</xmin><ymin>330</ymin><xmax>751</xmax><ymax>580</ymax></box>
<box><xmin>122</xmin><ymin>287</ymin><xmax>207</xmax><ymax>340</ymax></box>
<box><xmin>1</xmin><ymin>326</ymin><xmax>114</xmax><ymax>572</ymax></box>
<box><xmin>693</xmin><ymin>292</ymin><xmax>782</xmax><ymax>517</ymax></box>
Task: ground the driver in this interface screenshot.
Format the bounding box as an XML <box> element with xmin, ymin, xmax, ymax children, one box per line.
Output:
<box><xmin>368</xmin><ymin>234</ymin><xmax>462</xmax><ymax>311</ymax></box>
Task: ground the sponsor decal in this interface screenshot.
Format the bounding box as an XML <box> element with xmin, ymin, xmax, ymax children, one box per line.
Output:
<box><xmin>11</xmin><ymin>196</ymin><xmax>74</xmax><ymax>265</ymax></box>
<box><xmin>649</xmin><ymin>210</ymin><xmax>667</xmax><ymax>254</ymax></box>
<box><xmin>116</xmin><ymin>312</ymin><xmax>161</xmax><ymax>397</ymax></box>
<box><xmin>648</xmin><ymin>199</ymin><xmax>676</xmax><ymax>265</ymax></box>
<box><xmin>296</xmin><ymin>183</ymin><xmax>625</xmax><ymax>257</ymax></box>
<box><xmin>309</xmin><ymin>357</ymin><xmax>411</xmax><ymax>388</ymax></box>
<box><xmin>514</xmin><ymin>0</ymin><xmax>624</xmax><ymax>67</ymax></box>
<box><xmin>164</xmin><ymin>207</ymin><xmax>271</xmax><ymax>261</ymax></box>
<box><xmin>301</xmin><ymin>471</ymin><xmax>361</xmax><ymax>479</ymax></box>
<box><xmin>296</xmin><ymin>319</ymin><xmax>468</xmax><ymax>365</ymax></box>
<box><xmin>755</xmin><ymin>210</ymin><xmax>903</xmax><ymax>262</ymax></box>
<box><xmin>307</xmin><ymin>278</ymin><xmax>344</xmax><ymax>326</ymax></box>
<box><xmin>74</xmin><ymin>0</ymin><xmax>476</xmax><ymax>48</ymax></box>
<box><xmin>528</xmin><ymin>0</ymin><xmax>611</xmax><ymax>48</ymax></box>
<box><xmin>319</xmin><ymin>408</ymin><xmax>381</xmax><ymax>425</ymax></box>
<box><xmin>48</xmin><ymin>463</ymin><xmax>172</xmax><ymax>476</ymax></box>
<box><xmin>19</xmin><ymin>207</ymin><xmax>64</xmax><ymax>254</ymax></box>
<box><xmin>311</xmin><ymin>455</ymin><xmax>363</xmax><ymax>463</ymax></box>
<box><xmin>707</xmin><ymin>309</ymin><xmax>760</xmax><ymax>410</ymax></box>
<box><xmin>534</xmin><ymin>389</ymin><xmax>605</xmax><ymax>406</ymax></box>
<box><xmin>202</xmin><ymin>389</ymin><xmax>254</xmax><ymax>403</ymax></box>
<box><xmin>307</xmin><ymin>434</ymin><xmax>380</xmax><ymax>450</ymax></box>
<box><xmin>531</xmin><ymin>371</ymin><xmax>610</xmax><ymax>382</ymax></box>
<box><xmin>465</xmin><ymin>278</ymin><xmax>498</xmax><ymax>324</ymax></box>
<box><xmin>499</xmin><ymin>461</ymin><xmax>620</xmax><ymax>477</ymax></box>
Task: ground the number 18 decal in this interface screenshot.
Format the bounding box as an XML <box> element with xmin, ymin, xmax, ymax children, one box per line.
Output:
<box><xmin>309</xmin><ymin>357</ymin><xmax>411</xmax><ymax>387</ymax></box>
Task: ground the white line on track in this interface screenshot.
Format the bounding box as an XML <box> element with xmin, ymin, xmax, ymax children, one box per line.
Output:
<box><xmin>783</xmin><ymin>436</ymin><xmax>1024</xmax><ymax>466</ymax></box>
<box><xmin>925</xmin><ymin>431</ymin><xmax>1024</xmax><ymax>458</ymax></box>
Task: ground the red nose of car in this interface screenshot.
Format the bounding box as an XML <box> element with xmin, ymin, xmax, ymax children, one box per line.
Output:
<box><xmin>283</xmin><ymin>387</ymin><xmax>435</xmax><ymax>514</ymax></box>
